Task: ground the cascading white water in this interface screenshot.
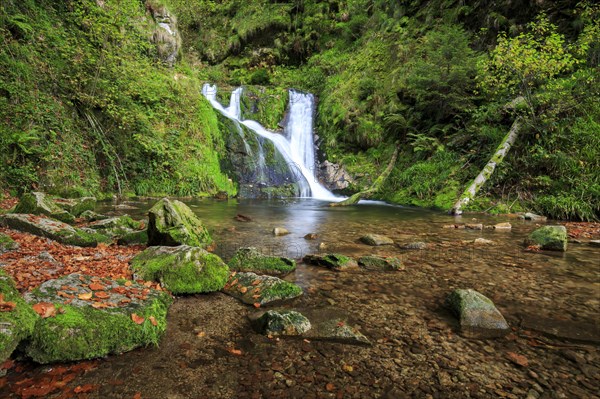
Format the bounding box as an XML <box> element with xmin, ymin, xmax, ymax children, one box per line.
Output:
<box><xmin>202</xmin><ymin>83</ymin><xmax>338</xmax><ymax>200</ymax></box>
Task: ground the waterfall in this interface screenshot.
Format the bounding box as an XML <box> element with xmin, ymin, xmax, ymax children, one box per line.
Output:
<box><xmin>202</xmin><ymin>84</ymin><xmax>338</xmax><ymax>201</ymax></box>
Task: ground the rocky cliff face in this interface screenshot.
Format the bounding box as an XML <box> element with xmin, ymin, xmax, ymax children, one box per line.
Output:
<box><xmin>147</xmin><ymin>3</ymin><xmax>181</xmax><ymax>67</ymax></box>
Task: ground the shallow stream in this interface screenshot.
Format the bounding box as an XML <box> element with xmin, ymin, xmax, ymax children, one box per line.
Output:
<box><xmin>4</xmin><ymin>199</ymin><xmax>600</xmax><ymax>398</ymax></box>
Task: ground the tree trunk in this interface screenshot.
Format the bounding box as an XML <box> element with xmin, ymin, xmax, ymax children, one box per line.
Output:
<box><xmin>450</xmin><ymin>118</ymin><xmax>521</xmax><ymax>215</ymax></box>
<box><xmin>329</xmin><ymin>145</ymin><xmax>400</xmax><ymax>207</ymax></box>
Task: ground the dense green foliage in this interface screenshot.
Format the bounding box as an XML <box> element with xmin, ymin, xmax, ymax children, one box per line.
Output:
<box><xmin>168</xmin><ymin>0</ymin><xmax>599</xmax><ymax>220</ymax></box>
<box><xmin>1</xmin><ymin>0</ymin><xmax>598</xmax><ymax>220</ymax></box>
<box><xmin>0</xmin><ymin>0</ymin><xmax>235</xmax><ymax>198</ymax></box>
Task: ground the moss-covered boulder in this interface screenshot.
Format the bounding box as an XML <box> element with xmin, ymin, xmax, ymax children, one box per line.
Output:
<box><xmin>524</xmin><ymin>225</ymin><xmax>568</xmax><ymax>251</ymax></box>
<box><xmin>13</xmin><ymin>192</ymin><xmax>75</xmax><ymax>224</ymax></box>
<box><xmin>80</xmin><ymin>210</ymin><xmax>109</xmax><ymax>222</ymax></box>
<box><xmin>358</xmin><ymin>256</ymin><xmax>404</xmax><ymax>271</ymax></box>
<box><xmin>148</xmin><ymin>198</ymin><xmax>212</xmax><ymax>248</ymax></box>
<box><xmin>445</xmin><ymin>289</ymin><xmax>509</xmax><ymax>339</ymax></box>
<box><xmin>0</xmin><ymin>270</ymin><xmax>38</xmax><ymax>363</ymax></box>
<box><xmin>88</xmin><ymin>215</ymin><xmax>145</xmax><ymax>242</ymax></box>
<box><xmin>0</xmin><ymin>232</ymin><xmax>18</xmax><ymax>252</ymax></box>
<box><xmin>1</xmin><ymin>214</ymin><xmax>109</xmax><ymax>247</ymax></box>
<box><xmin>23</xmin><ymin>273</ymin><xmax>172</xmax><ymax>364</ymax></box>
<box><xmin>130</xmin><ymin>245</ymin><xmax>229</xmax><ymax>294</ymax></box>
<box><xmin>303</xmin><ymin>253</ymin><xmax>358</xmax><ymax>271</ymax></box>
<box><xmin>54</xmin><ymin>197</ymin><xmax>96</xmax><ymax>217</ymax></box>
<box><xmin>228</xmin><ymin>247</ymin><xmax>296</xmax><ymax>276</ymax></box>
<box><xmin>117</xmin><ymin>229</ymin><xmax>148</xmax><ymax>245</ymax></box>
<box><xmin>222</xmin><ymin>272</ymin><xmax>303</xmax><ymax>306</ymax></box>
<box><xmin>249</xmin><ymin>310</ymin><xmax>311</xmax><ymax>336</ymax></box>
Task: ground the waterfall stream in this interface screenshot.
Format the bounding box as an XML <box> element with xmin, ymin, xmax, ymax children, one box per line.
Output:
<box><xmin>202</xmin><ymin>84</ymin><xmax>338</xmax><ymax>201</ymax></box>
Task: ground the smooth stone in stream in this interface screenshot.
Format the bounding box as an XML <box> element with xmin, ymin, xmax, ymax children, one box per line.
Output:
<box><xmin>445</xmin><ymin>289</ymin><xmax>509</xmax><ymax>339</ymax></box>
<box><xmin>359</xmin><ymin>234</ymin><xmax>394</xmax><ymax>246</ymax></box>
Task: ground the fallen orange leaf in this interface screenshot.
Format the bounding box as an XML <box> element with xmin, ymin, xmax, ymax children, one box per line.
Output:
<box><xmin>32</xmin><ymin>302</ymin><xmax>57</xmax><ymax>318</ymax></box>
<box><xmin>131</xmin><ymin>313</ymin><xmax>145</xmax><ymax>324</ymax></box>
<box><xmin>148</xmin><ymin>316</ymin><xmax>158</xmax><ymax>326</ymax></box>
<box><xmin>94</xmin><ymin>291</ymin><xmax>110</xmax><ymax>299</ymax></box>
<box><xmin>78</xmin><ymin>292</ymin><xmax>93</xmax><ymax>300</ymax></box>
<box><xmin>227</xmin><ymin>348</ymin><xmax>242</xmax><ymax>356</ymax></box>
<box><xmin>89</xmin><ymin>282</ymin><xmax>105</xmax><ymax>291</ymax></box>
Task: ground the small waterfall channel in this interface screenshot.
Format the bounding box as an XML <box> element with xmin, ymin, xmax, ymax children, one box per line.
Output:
<box><xmin>202</xmin><ymin>84</ymin><xmax>338</xmax><ymax>201</ymax></box>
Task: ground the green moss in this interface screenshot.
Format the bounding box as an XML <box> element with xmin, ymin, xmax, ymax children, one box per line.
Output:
<box><xmin>25</xmin><ymin>293</ymin><xmax>171</xmax><ymax>364</ymax></box>
<box><xmin>131</xmin><ymin>246</ymin><xmax>229</xmax><ymax>294</ymax></box>
<box><xmin>148</xmin><ymin>198</ymin><xmax>212</xmax><ymax>248</ymax></box>
<box><xmin>0</xmin><ymin>270</ymin><xmax>39</xmax><ymax>362</ymax></box>
<box><xmin>117</xmin><ymin>229</ymin><xmax>148</xmax><ymax>245</ymax></box>
<box><xmin>228</xmin><ymin>247</ymin><xmax>296</xmax><ymax>276</ymax></box>
<box><xmin>0</xmin><ymin>232</ymin><xmax>18</xmax><ymax>252</ymax></box>
<box><xmin>525</xmin><ymin>225</ymin><xmax>568</xmax><ymax>251</ymax></box>
<box><xmin>261</xmin><ymin>281</ymin><xmax>303</xmax><ymax>302</ymax></box>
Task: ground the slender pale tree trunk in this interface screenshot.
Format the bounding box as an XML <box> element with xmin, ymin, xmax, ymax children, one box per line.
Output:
<box><xmin>450</xmin><ymin>118</ymin><xmax>521</xmax><ymax>215</ymax></box>
<box><xmin>329</xmin><ymin>145</ymin><xmax>400</xmax><ymax>207</ymax></box>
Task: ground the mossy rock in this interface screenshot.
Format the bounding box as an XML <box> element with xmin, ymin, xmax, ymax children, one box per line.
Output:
<box><xmin>88</xmin><ymin>215</ymin><xmax>145</xmax><ymax>241</ymax></box>
<box><xmin>1</xmin><ymin>214</ymin><xmax>109</xmax><ymax>247</ymax></box>
<box><xmin>249</xmin><ymin>310</ymin><xmax>311</xmax><ymax>336</ymax></box>
<box><xmin>0</xmin><ymin>270</ymin><xmax>39</xmax><ymax>363</ymax></box>
<box><xmin>303</xmin><ymin>253</ymin><xmax>358</xmax><ymax>271</ymax></box>
<box><xmin>130</xmin><ymin>245</ymin><xmax>229</xmax><ymax>294</ymax></box>
<box><xmin>222</xmin><ymin>272</ymin><xmax>303</xmax><ymax>305</ymax></box>
<box><xmin>80</xmin><ymin>210</ymin><xmax>109</xmax><ymax>222</ymax></box>
<box><xmin>148</xmin><ymin>198</ymin><xmax>212</xmax><ymax>248</ymax></box>
<box><xmin>0</xmin><ymin>232</ymin><xmax>18</xmax><ymax>252</ymax></box>
<box><xmin>13</xmin><ymin>192</ymin><xmax>75</xmax><ymax>224</ymax></box>
<box><xmin>24</xmin><ymin>274</ymin><xmax>172</xmax><ymax>364</ymax></box>
<box><xmin>524</xmin><ymin>225</ymin><xmax>568</xmax><ymax>251</ymax></box>
<box><xmin>228</xmin><ymin>247</ymin><xmax>296</xmax><ymax>276</ymax></box>
<box><xmin>54</xmin><ymin>197</ymin><xmax>96</xmax><ymax>217</ymax></box>
<box><xmin>117</xmin><ymin>229</ymin><xmax>148</xmax><ymax>245</ymax></box>
<box><xmin>445</xmin><ymin>289</ymin><xmax>509</xmax><ymax>339</ymax></box>
<box><xmin>358</xmin><ymin>256</ymin><xmax>403</xmax><ymax>271</ymax></box>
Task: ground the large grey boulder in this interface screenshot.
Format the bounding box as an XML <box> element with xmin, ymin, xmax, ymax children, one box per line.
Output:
<box><xmin>147</xmin><ymin>198</ymin><xmax>212</xmax><ymax>248</ymax></box>
<box><xmin>88</xmin><ymin>215</ymin><xmax>145</xmax><ymax>241</ymax></box>
<box><xmin>524</xmin><ymin>225</ymin><xmax>568</xmax><ymax>251</ymax></box>
<box><xmin>228</xmin><ymin>247</ymin><xmax>296</xmax><ymax>276</ymax></box>
<box><xmin>24</xmin><ymin>274</ymin><xmax>172</xmax><ymax>364</ymax></box>
<box><xmin>445</xmin><ymin>289</ymin><xmax>509</xmax><ymax>338</ymax></box>
<box><xmin>1</xmin><ymin>214</ymin><xmax>109</xmax><ymax>247</ymax></box>
<box><xmin>130</xmin><ymin>245</ymin><xmax>229</xmax><ymax>294</ymax></box>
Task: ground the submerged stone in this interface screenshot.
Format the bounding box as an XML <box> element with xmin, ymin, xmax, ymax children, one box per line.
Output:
<box><xmin>148</xmin><ymin>198</ymin><xmax>212</xmax><ymax>248</ymax></box>
<box><xmin>24</xmin><ymin>274</ymin><xmax>172</xmax><ymax>364</ymax></box>
<box><xmin>494</xmin><ymin>222</ymin><xmax>512</xmax><ymax>231</ymax></box>
<box><xmin>522</xmin><ymin>212</ymin><xmax>547</xmax><ymax>222</ymax></box>
<box><xmin>272</xmin><ymin>227</ymin><xmax>289</xmax><ymax>236</ymax></box>
<box><xmin>303</xmin><ymin>253</ymin><xmax>358</xmax><ymax>271</ymax></box>
<box><xmin>301</xmin><ymin>307</ymin><xmax>371</xmax><ymax>346</ymax></box>
<box><xmin>358</xmin><ymin>256</ymin><xmax>404</xmax><ymax>271</ymax></box>
<box><xmin>399</xmin><ymin>242</ymin><xmax>427</xmax><ymax>250</ymax></box>
<box><xmin>445</xmin><ymin>289</ymin><xmax>509</xmax><ymax>339</ymax></box>
<box><xmin>249</xmin><ymin>310</ymin><xmax>311</xmax><ymax>336</ymax></box>
<box><xmin>130</xmin><ymin>245</ymin><xmax>229</xmax><ymax>294</ymax></box>
<box><xmin>359</xmin><ymin>234</ymin><xmax>394</xmax><ymax>246</ymax></box>
<box><xmin>1</xmin><ymin>214</ymin><xmax>109</xmax><ymax>247</ymax></box>
<box><xmin>0</xmin><ymin>232</ymin><xmax>18</xmax><ymax>252</ymax></box>
<box><xmin>228</xmin><ymin>247</ymin><xmax>296</xmax><ymax>276</ymax></box>
<box><xmin>0</xmin><ymin>270</ymin><xmax>38</xmax><ymax>363</ymax></box>
<box><xmin>13</xmin><ymin>192</ymin><xmax>75</xmax><ymax>224</ymax></box>
<box><xmin>222</xmin><ymin>272</ymin><xmax>302</xmax><ymax>306</ymax></box>
<box><xmin>525</xmin><ymin>225</ymin><xmax>568</xmax><ymax>251</ymax></box>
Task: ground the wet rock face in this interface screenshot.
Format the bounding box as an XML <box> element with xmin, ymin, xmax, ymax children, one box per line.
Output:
<box><xmin>228</xmin><ymin>247</ymin><xmax>296</xmax><ymax>276</ymax></box>
<box><xmin>249</xmin><ymin>310</ymin><xmax>311</xmax><ymax>336</ymax></box>
<box><xmin>222</xmin><ymin>272</ymin><xmax>303</xmax><ymax>306</ymax></box>
<box><xmin>13</xmin><ymin>192</ymin><xmax>75</xmax><ymax>224</ymax></box>
<box><xmin>303</xmin><ymin>253</ymin><xmax>358</xmax><ymax>271</ymax></box>
<box><xmin>130</xmin><ymin>245</ymin><xmax>229</xmax><ymax>294</ymax></box>
<box><xmin>359</xmin><ymin>234</ymin><xmax>394</xmax><ymax>246</ymax></box>
<box><xmin>318</xmin><ymin>160</ymin><xmax>354</xmax><ymax>191</ymax></box>
<box><xmin>147</xmin><ymin>198</ymin><xmax>212</xmax><ymax>248</ymax></box>
<box><xmin>0</xmin><ymin>270</ymin><xmax>37</xmax><ymax>363</ymax></box>
<box><xmin>148</xmin><ymin>4</ymin><xmax>181</xmax><ymax>67</ymax></box>
<box><xmin>358</xmin><ymin>256</ymin><xmax>404</xmax><ymax>271</ymax></box>
<box><xmin>23</xmin><ymin>273</ymin><xmax>172</xmax><ymax>364</ymax></box>
<box><xmin>445</xmin><ymin>289</ymin><xmax>509</xmax><ymax>339</ymax></box>
<box><xmin>1</xmin><ymin>214</ymin><xmax>109</xmax><ymax>247</ymax></box>
<box><xmin>525</xmin><ymin>225</ymin><xmax>568</xmax><ymax>251</ymax></box>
